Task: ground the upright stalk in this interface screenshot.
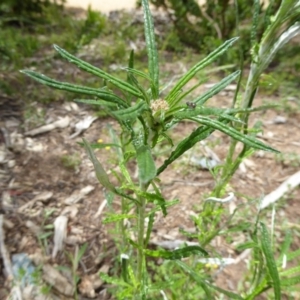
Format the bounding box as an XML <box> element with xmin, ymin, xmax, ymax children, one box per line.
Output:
<box><xmin>136</xmin><ymin>182</ymin><xmax>149</xmax><ymax>295</ymax></box>
<box><xmin>213</xmin><ymin>0</ymin><xmax>300</xmax><ymax>197</ymax></box>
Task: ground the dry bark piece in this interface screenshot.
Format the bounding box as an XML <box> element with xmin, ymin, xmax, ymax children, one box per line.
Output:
<box><xmin>69</xmin><ymin>115</ymin><xmax>98</xmax><ymax>139</ymax></box>
<box><xmin>78</xmin><ymin>265</ymin><xmax>109</xmax><ymax>298</ymax></box>
<box><xmin>42</xmin><ymin>264</ymin><xmax>75</xmax><ymax>296</ymax></box>
<box><xmin>260</xmin><ymin>170</ymin><xmax>300</xmax><ymax>209</ymax></box>
<box><xmin>25</xmin><ymin>116</ymin><xmax>70</xmax><ymax>136</ymax></box>
<box><xmin>18</xmin><ymin>191</ymin><xmax>53</xmax><ymax>213</ymax></box>
<box><xmin>64</xmin><ymin>185</ymin><xmax>95</xmax><ymax>205</ymax></box>
<box><xmin>52</xmin><ymin>215</ymin><xmax>68</xmax><ymax>259</ymax></box>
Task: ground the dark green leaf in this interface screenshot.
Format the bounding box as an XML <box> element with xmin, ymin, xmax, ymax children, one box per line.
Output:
<box><xmin>142</xmin><ymin>0</ymin><xmax>159</xmax><ymax>99</ymax></box>
<box><xmin>145</xmin><ymin>212</ymin><xmax>155</xmax><ymax>246</ymax></box>
<box><xmin>82</xmin><ymin>138</ymin><xmax>116</xmax><ymax>192</ymax></box>
<box><xmin>52</xmin><ymin>45</ymin><xmax>142</xmax><ymax>98</ymax></box>
<box><xmin>124</xmin><ymin>67</ymin><xmax>152</xmax><ymax>82</ymax></box>
<box><xmin>144</xmin><ymin>245</ymin><xmax>208</xmax><ymax>260</ymax></box>
<box><xmin>74</xmin><ymin>99</ymin><xmax>118</xmax><ymax>108</ymax></box>
<box><xmin>20</xmin><ymin>70</ymin><xmax>128</xmax><ymax>107</ymax></box>
<box><xmin>236</xmin><ymin>241</ymin><xmax>258</xmax><ymax>251</ymax></box>
<box><xmin>195</xmin><ymin>70</ymin><xmax>240</xmax><ymax>106</ymax></box>
<box><xmin>99</xmin><ymin>273</ymin><xmax>131</xmax><ymax>287</ymax></box>
<box><xmin>103</xmin><ymin>214</ymin><xmax>136</xmax><ymax>224</ymax></box>
<box><xmin>157</xmin><ymin>124</ymin><xmax>216</xmax><ymax>175</ymax></box>
<box><xmin>286</xmin><ymin>248</ymin><xmax>300</xmax><ymax>262</ymax></box>
<box><xmin>280</xmin><ymin>275</ymin><xmax>300</xmax><ymax>287</ymax></box>
<box><xmin>166</xmin><ymin>37</ymin><xmax>239</xmax><ymax>105</ymax></box>
<box><xmin>175</xmin><ymin>261</ymin><xmax>244</xmax><ymax>299</ymax></box>
<box><xmin>112</xmin><ymin>101</ymin><xmax>147</xmax><ymax>122</ymax></box>
<box><xmin>280</xmin><ymin>266</ymin><xmax>300</xmax><ymax>277</ymax></box>
<box><xmin>139</xmin><ymin>191</ymin><xmax>166</xmax><ymax>216</ymax></box>
<box><xmin>136</xmin><ymin>145</ymin><xmax>156</xmax><ymax>183</ymax></box>
<box><xmin>194</xmin><ymin>116</ymin><xmax>279</xmax><ymax>153</ymax></box>
<box><xmin>174</xmin><ymin>106</ymin><xmax>244</xmax><ymax>124</ymax></box>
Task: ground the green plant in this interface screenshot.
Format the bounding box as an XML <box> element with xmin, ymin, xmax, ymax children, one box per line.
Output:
<box><xmin>141</xmin><ymin>0</ymin><xmax>280</xmax><ymax>56</ymax></box>
<box><xmin>21</xmin><ymin>0</ymin><xmax>300</xmax><ymax>298</ymax></box>
<box><xmin>0</xmin><ymin>0</ymin><xmax>63</xmax><ymax>21</ymax></box>
<box><xmin>37</xmin><ymin>208</ymin><xmax>56</xmax><ymax>256</ymax></box>
<box><xmin>213</xmin><ymin>0</ymin><xmax>300</xmax><ymax>197</ymax></box>
<box><xmin>61</xmin><ymin>152</ymin><xmax>81</xmax><ymax>171</ymax></box>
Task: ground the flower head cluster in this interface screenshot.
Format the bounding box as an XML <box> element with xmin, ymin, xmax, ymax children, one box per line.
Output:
<box><xmin>150</xmin><ymin>98</ymin><xmax>169</xmax><ymax>115</ymax></box>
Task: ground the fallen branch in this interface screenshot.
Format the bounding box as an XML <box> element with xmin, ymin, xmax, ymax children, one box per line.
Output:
<box><xmin>260</xmin><ymin>170</ymin><xmax>300</xmax><ymax>209</ymax></box>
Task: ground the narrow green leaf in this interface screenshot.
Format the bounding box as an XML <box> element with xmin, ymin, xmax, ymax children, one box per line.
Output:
<box><xmin>208</xmin><ymin>283</ymin><xmax>245</xmax><ymax>299</ymax></box>
<box><xmin>126</xmin><ymin>73</ymin><xmax>150</xmax><ymax>104</ymax></box>
<box><xmin>251</xmin><ymin>0</ymin><xmax>260</xmax><ymax>47</ymax></box>
<box><xmin>236</xmin><ymin>241</ymin><xmax>258</xmax><ymax>252</ymax></box>
<box><xmin>99</xmin><ymin>272</ymin><xmax>131</xmax><ymax>287</ymax></box>
<box><xmin>278</xmin><ymin>230</ymin><xmax>292</xmax><ymax>263</ymax></box>
<box><xmin>260</xmin><ymin>222</ymin><xmax>281</xmax><ymax>300</ymax></box>
<box><xmin>21</xmin><ymin>70</ymin><xmax>128</xmax><ymax>107</ymax></box>
<box><xmin>195</xmin><ymin>70</ymin><xmax>241</xmax><ymax>106</ymax></box>
<box><xmin>175</xmin><ymin>261</ymin><xmax>244</xmax><ymax>299</ymax></box>
<box><xmin>127</xmin><ymin>50</ymin><xmax>134</xmax><ymax>83</ymax></box>
<box><xmin>174</xmin><ymin>106</ymin><xmax>244</xmax><ymax>124</ymax></box>
<box><xmin>281</xmin><ymin>275</ymin><xmax>300</xmax><ymax>287</ymax></box>
<box><xmin>280</xmin><ymin>265</ymin><xmax>300</xmax><ymax>277</ymax></box>
<box><xmin>148</xmin><ymin>280</ymin><xmax>180</xmax><ymax>294</ymax></box>
<box><xmin>119</xmin><ymin>161</ymin><xmax>134</xmax><ymax>185</ymax></box>
<box><xmin>74</xmin><ymin>99</ymin><xmax>118</xmax><ymax>108</ymax></box>
<box><xmin>77</xmin><ymin>243</ymin><xmax>88</xmax><ymax>262</ymax></box>
<box><xmin>194</xmin><ymin>116</ymin><xmax>279</xmax><ymax>153</ymax></box>
<box><xmin>157</xmin><ymin>124</ymin><xmax>216</xmax><ymax>175</ymax></box>
<box><xmin>145</xmin><ymin>212</ymin><xmax>155</xmax><ymax>246</ymax></box>
<box><xmin>167</xmin><ymin>79</ymin><xmax>207</xmax><ymax>109</ymax></box>
<box><xmin>166</xmin><ymin>37</ymin><xmax>239</xmax><ymax>104</ymax></box>
<box><xmin>124</xmin><ymin>67</ymin><xmax>153</xmax><ymax>82</ymax></box>
<box><xmin>128</xmin><ymin>264</ymin><xmax>138</xmax><ymax>288</ymax></box>
<box><xmin>121</xmin><ymin>254</ymin><xmax>128</xmax><ymax>283</ymax></box>
<box><xmin>82</xmin><ymin>138</ymin><xmax>116</xmax><ymax>192</ymax></box>
<box><xmin>286</xmin><ymin>248</ymin><xmax>300</xmax><ymax>262</ymax></box>
<box><xmin>174</xmin><ymin>260</ymin><xmax>213</xmax><ymax>299</ymax></box>
<box><xmin>112</xmin><ymin>101</ymin><xmax>147</xmax><ymax>122</ymax></box>
<box><xmin>139</xmin><ymin>191</ymin><xmax>166</xmax><ymax>216</ymax></box>
<box><xmin>144</xmin><ymin>245</ymin><xmax>208</xmax><ymax>260</ymax></box>
<box><xmin>103</xmin><ymin>214</ymin><xmax>136</xmax><ymax>224</ymax></box>
<box><xmin>136</xmin><ymin>145</ymin><xmax>156</xmax><ymax>183</ymax></box>
<box><xmin>147</xmin><ymin>199</ymin><xmax>179</xmax><ymax>215</ymax></box>
<box><xmin>77</xmin><ymin>142</ymin><xmax>121</xmax><ymax>149</ymax></box>
<box><xmin>53</xmin><ymin>45</ymin><xmax>142</xmax><ymax>98</ymax></box>
<box><xmin>141</xmin><ymin>0</ymin><xmax>159</xmax><ymax>98</ymax></box>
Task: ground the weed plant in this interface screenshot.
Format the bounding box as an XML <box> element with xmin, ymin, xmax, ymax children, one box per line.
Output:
<box><xmin>22</xmin><ymin>0</ymin><xmax>300</xmax><ymax>299</ymax></box>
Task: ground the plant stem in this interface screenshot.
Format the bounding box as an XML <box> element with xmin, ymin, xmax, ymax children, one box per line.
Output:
<box><xmin>136</xmin><ymin>182</ymin><xmax>149</xmax><ymax>295</ymax></box>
